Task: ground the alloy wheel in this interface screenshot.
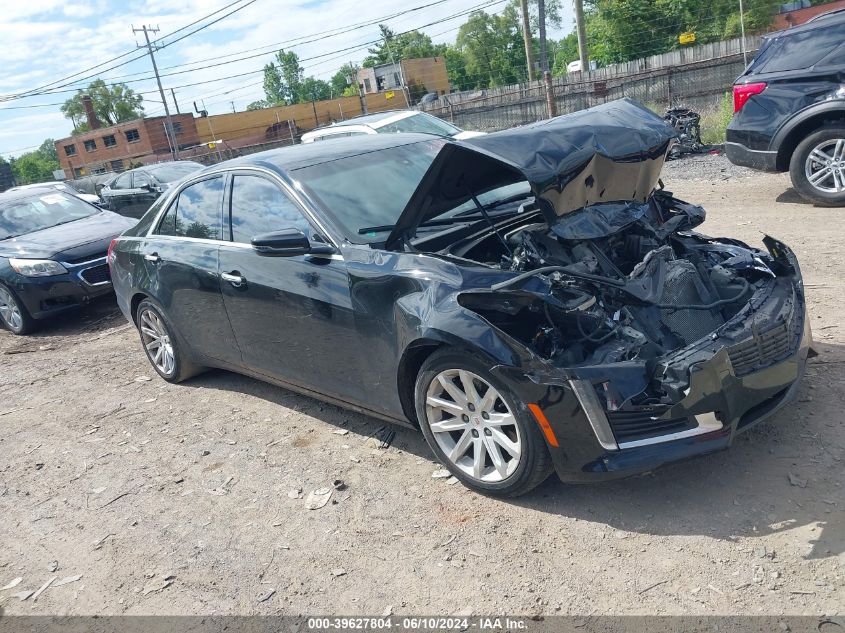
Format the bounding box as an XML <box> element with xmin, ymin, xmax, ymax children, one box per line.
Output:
<box><xmin>0</xmin><ymin>286</ymin><xmax>23</xmax><ymax>332</ymax></box>
<box><xmin>424</xmin><ymin>369</ymin><xmax>522</xmax><ymax>483</ymax></box>
<box><xmin>804</xmin><ymin>138</ymin><xmax>845</xmax><ymax>193</ymax></box>
<box><xmin>139</xmin><ymin>308</ymin><xmax>175</xmax><ymax>376</ymax></box>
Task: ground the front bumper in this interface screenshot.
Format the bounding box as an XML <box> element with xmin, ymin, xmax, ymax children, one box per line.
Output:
<box><xmin>493</xmin><ymin>243</ymin><xmax>811</xmax><ymax>483</ymax></box>
<box><xmin>8</xmin><ymin>257</ymin><xmax>113</xmax><ymax>319</ymax></box>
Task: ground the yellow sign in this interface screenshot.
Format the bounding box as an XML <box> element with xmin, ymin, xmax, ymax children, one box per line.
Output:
<box><xmin>385</xmin><ymin>90</ymin><xmax>395</xmax><ymax>100</ymax></box>
<box><xmin>208</xmin><ymin>142</ymin><xmax>217</xmax><ymax>149</ymax></box>
<box><xmin>679</xmin><ymin>31</ymin><xmax>696</xmax><ymax>44</ymax></box>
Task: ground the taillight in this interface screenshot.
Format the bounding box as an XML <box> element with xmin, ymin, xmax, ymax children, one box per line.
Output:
<box><xmin>733</xmin><ymin>82</ymin><xmax>767</xmax><ymax>113</ymax></box>
<box><xmin>107</xmin><ymin>238</ymin><xmax>118</xmax><ymax>265</ymax></box>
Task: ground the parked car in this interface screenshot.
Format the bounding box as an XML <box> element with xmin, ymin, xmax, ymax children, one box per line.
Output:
<box><xmin>300</xmin><ymin>110</ymin><xmax>484</xmax><ymax>143</ymax></box>
<box><xmin>0</xmin><ymin>188</ymin><xmax>135</xmax><ymax>334</ymax></box>
<box><xmin>417</xmin><ymin>92</ymin><xmax>440</xmax><ymax>106</ymax></box>
<box><xmin>100</xmin><ymin>161</ymin><xmax>205</xmax><ymax>219</ymax></box>
<box><xmin>725</xmin><ymin>8</ymin><xmax>845</xmax><ymax>205</ymax></box>
<box><xmin>110</xmin><ymin>99</ymin><xmax>811</xmax><ymax>497</ymax></box>
<box><xmin>6</xmin><ymin>181</ymin><xmax>101</xmax><ymax>205</ymax></box>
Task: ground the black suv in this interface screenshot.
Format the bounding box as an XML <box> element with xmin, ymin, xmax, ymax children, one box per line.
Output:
<box><xmin>726</xmin><ymin>9</ymin><xmax>845</xmax><ymax>205</ymax></box>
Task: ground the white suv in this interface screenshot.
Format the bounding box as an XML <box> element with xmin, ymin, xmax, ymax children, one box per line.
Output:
<box><xmin>301</xmin><ymin>110</ymin><xmax>484</xmax><ymax>144</ymax></box>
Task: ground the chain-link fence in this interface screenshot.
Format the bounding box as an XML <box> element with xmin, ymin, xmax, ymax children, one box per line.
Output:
<box><xmin>422</xmin><ymin>36</ymin><xmax>762</xmax><ymax>132</ymax></box>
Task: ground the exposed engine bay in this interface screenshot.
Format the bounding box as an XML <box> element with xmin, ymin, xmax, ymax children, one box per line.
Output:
<box><xmin>453</xmin><ymin>189</ymin><xmax>785</xmax><ymax>372</ymax></box>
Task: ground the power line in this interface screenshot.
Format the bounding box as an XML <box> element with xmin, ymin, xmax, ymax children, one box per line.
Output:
<box><xmin>0</xmin><ymin>0</ymin><xmax>260</xmax><ymax>103</ymax></box>
<box><xmin>0</xmin><ymin>0</ymin><xmax>257</xmax><ymax>102</ymax></box>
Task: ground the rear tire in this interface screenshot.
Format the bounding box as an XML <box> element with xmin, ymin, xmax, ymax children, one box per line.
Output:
<box><xmin>0</xmin><ymin>283</ymin><xmax>36</xmax><ymax>335</ymax></box>
<box><xmin>135</xmin><ymin>299</ymin><xmax>203</xmax><ymax>383</ymax></box>
<box><xmin>789</xmin><ymin>127</ymin><xmax>845</xmax><ymax>206</ymax></box>
<box><xmin>414</xmin><ymin>349</ymin><xmax>553</xmax><ymax>497</ymax></box>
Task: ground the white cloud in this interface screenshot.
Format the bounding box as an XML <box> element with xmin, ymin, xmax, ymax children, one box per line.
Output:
<box><xmin>0</xmin><ymin>0</ymin><xmax>572</xmax><ymax>156</ymax></box>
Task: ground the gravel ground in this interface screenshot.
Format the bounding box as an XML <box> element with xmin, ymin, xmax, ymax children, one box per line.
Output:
<box><xmin>0</xmin><ymin>159</ymin><xmax>843</xmax><ymax>616</ymax></box>
<box><xmin>662</xmin><ymin>151</ymin><xmax>758</xmax><ymax>181</ymax></box>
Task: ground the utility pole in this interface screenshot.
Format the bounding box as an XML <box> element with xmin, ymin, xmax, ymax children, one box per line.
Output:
<box><xmin>520</xmin><ymin>0</ymin><xmax>536</xmax><ymax>82</ymax></box>
<box><xmin>349</xmin><ymin>61</ymin><xmax>368</xmax><ymax>115</ymax></box>
<box><xmin>538</xmin><ymin>0</ymin><xmax>549</xmax><ymax>74</ymax></box>
<box><xmin>538</xmin><ymin>0</ymin><xmax>556</xmax><ymax>118</ymax></box>
<box><xmin>738</xmin><ymin>0</ymin><xmax>748</xmax><ymax>66</ymax></box>
<box><xmin>573</xmin><ymin>0</ymin><xmax>590</xmax><ymax>72</ymax></box>
<box><xmin>170</xmin><ymin>88</ymin><xmax>180</xmax><ymax>114</ymax></box>
<box><xmin>133</xmin><ymin>25</ymin><xmax>179</xmax><ymax>160</ymax></box>
<box><xmin>383</xmin><ymin>37</ymin><xmax>411</xmax><ymax>107</ymax></box>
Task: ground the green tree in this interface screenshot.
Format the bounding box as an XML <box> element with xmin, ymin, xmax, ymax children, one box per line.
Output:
<box><xmin>330</xmin><ymin>63</ymin><xmax>361</xmax><ymax>97</ymax></box>
<box><xmin>301</xmin><ymin>77</ymin><xmax>332</xmax><ymax>102</ymax></box>
<box><xmin>262</xmin><ymin>49</ymin><xmax>305</xmax><ymax>105</ymax></box>
<box><xmin>454</xmin><ymin>6</ymin><xmax>527</xmax><ymax>88</ymax></box>
<box><xmin>443</xmin><ymin>45</ymin><xmax>473</xmax><ymax>91</ymax></box>
<box><xmin>246</xmin><ymin>100</ymin><xmax>269</xmax><ymax>111</ymax></box>
<box><xmin>61</xmin><ymin>79</ymin><xmax>143</xmax><ymax>134</ymax></box>
<box><xmin>584</xmin><ymin>0</ymin><xmax>780</xmax><ymax>65</ymax></box>
<box><xmin>550</xmin><ymin>33</ymin><xmax>580</xmax><ymax>75</ymax></box>
<box><xmin>363</xmin><ymin>25</ymin><xmax>447</xmax><ymax>67</ymax></box>
<box><xmin>10</xmin><ymin>151</ymin><xmax>59</xmax><ymax>185</ymax></box>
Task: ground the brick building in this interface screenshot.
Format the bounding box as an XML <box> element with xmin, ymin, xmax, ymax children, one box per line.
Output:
<box><xmin>771</xmin><ymin>0</ymin><xmax>845</xmax><ymax>29</ymax></box>
<box><xmin>55</xmin><ymin>101</ymin><xmax>200</xmax><ymax>179</ymax></box>
<box><xmin>357</xmin><ymin>57</ymin><xmax>450</xmax><ymax>101</ymax></box>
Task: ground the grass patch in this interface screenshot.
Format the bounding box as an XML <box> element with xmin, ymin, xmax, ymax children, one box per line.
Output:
<box><xmin>700</xmin><ymin>92</ymin><xmax>734</xmax><ymax>145</ymax></box>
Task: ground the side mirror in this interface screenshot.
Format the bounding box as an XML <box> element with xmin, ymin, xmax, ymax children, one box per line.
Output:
<box><xmin>251</xmin><ymin>228</ymin><xmax>334</xmax><ymax>257</ymax></box>
<box><xmin>140</xmin><ymin>183</ymin><xmax>161</xmax><ymax>193</ymax></box>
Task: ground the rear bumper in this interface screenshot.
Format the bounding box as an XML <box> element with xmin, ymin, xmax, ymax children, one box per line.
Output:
<box><xmin>724</xmin><ymin>141</ymin><xmax>779</xmax><ymax>172</ymax></box>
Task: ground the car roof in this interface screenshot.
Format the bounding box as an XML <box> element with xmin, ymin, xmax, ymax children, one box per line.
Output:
<box><xmin>203</xmin><ymin>132</ymin><xmax>438</xmax><ymax>173</ymax></box>
<box><xmin>763</xmin><ymin>7</ymin><xmax>845</xmax><ymax>39</ymax></box>
<box><xmin>122</xmin><ymin>160</ymin><xmax>204</xmax><ymax>175</ymax></box>
<box><xmin>332</xmin><ymin>110</ymin><xmax>413</xmax><ymax>127</ymax></box>
<box><xmin>8</xmin><ymin>182</ymin><xmax>63</xmax><ymax>191</ymax></box>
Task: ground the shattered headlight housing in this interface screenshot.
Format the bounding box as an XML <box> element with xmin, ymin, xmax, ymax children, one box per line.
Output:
<box><xmin>9</xmin><ymin>258</ymin><xmax>67</xmax><ymax>277</ymax></box>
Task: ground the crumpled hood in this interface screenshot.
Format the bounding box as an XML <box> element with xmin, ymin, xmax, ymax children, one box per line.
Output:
<box><xmin>385</xmin><ymin>98</ymin><xmax>676</xmax><ymax>250</ymax></box>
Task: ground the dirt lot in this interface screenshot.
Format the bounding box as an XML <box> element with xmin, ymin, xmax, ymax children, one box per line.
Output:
<box><xmin>1</xmin><ymin>156</ymin><xmax>843</xmax><ymax>616</ymax></box>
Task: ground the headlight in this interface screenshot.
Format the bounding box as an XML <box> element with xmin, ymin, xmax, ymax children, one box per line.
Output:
<box><xmin>9</xmin><ymin>258</ymin><xmax>67</xmax><ymax>277</ymax></box>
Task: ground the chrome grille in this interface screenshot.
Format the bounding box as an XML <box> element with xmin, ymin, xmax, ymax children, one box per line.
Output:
<box><xmin>727</xmin><ymin>321</ymin><xmax>791</xmax><ymax>376</ymax></box>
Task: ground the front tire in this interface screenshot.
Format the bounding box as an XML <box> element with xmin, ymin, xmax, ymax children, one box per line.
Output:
<box><xmin>135</xmin><ymin>299</ymin><xmax>202</xmax><ymax>383</ymax></box>
<box><xmin>0</xmin><ymin>283</ymin><xmax>36</xmax><ymax>335</ymax></box>
<box><xmin>414</xmin><ymin>349</ymin><xmax>553</xmax><ymax>497</ymax></box>
<box><xmin>789</xmin><ymin>127</ymin><xmax>845</xmax><ymax>206</ymax></box>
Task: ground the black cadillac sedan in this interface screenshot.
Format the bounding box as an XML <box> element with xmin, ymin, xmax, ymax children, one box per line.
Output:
<box><xmin>0</xmin><ymin>188</ymin><xmax>136</xmax><ymax>334</ymax></box>
<box><xmin>110</xmin><ymin>99</ymin><xmax>812</xmax><ymax>497</ymax></box>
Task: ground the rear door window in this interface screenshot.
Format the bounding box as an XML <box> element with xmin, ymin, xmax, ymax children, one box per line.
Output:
<box><xmin>113</xmin><ymin>172</ymin><xmax>132</xmax><ymax>189</ymax></box>
<box><xmin>752</xmin><ymin>26</ymin><xmax>845</xmax><ymax>73</ymax></box>
<box><xmin>228</xmin><ymin>174</ymin><xmax>312</xmax><ymax>243</ymax></box>
<box><xmin>156</xmin><ymin>177</ymin><xmax>224</xmax><ymax>240</ymax></box>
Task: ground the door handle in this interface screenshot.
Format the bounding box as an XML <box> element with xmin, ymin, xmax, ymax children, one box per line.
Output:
<box><xmin>221</xmin><ymin>272</ymin><xmax>246</xmax><ymax>288</ymax></box>
<box><xmin>144</xmin><ymin>253</ymin><xmax>161</xmax><ymax>263</ymax></box>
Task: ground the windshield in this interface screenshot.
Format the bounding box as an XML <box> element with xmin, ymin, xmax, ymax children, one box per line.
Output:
<box><xmin>295</xmin><ymin>139</ymin><xmax>530</xmax><ymax>244</ymax></box>
<box><xmin>0</xmin><ymin>192</ymin><xmax>97</xmax><ymax>240</ymax></box>
<box><xmin>146</xmin><ymin>162</ymin><xmax>203</xmax><ymax>183</ymax></box>
<box><xmin>376</xmin><ymin>112</ymin><xmax>462</xmax><ymax>137</ymax></box>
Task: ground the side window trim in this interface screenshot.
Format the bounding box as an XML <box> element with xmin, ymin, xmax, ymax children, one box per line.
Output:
<box><xmin>151</xmin><ymin>174</ymin><xmax>225</xmax><ymax>240</ymax></box>
<box><xmin>226</xmin><ymin>170</ymin><xmax>316</xmax><ymax>245</ymax></box>
<box><xmin>145</xmin><ymin>166</ymin><xmax>340</xmax><ymax>248</ymax></box>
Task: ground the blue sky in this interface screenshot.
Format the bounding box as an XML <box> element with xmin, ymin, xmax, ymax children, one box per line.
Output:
<box><xmin>0</xmin><ymin>0</ymin><xmax>573</xmax><ymax>159</ymax></box>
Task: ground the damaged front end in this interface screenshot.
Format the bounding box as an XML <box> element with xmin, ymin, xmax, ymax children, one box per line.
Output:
<box><xmin>401</xmin><ymin>99</ymin><xmax>812</xmax><ymax>480</ymax></box>
<box><xmin>456</xmin><ymin>191</ymin><xmax>810</xmax><ymax>465</ymax></box>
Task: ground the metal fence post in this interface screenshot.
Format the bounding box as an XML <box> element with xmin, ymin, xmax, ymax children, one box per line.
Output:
<box><xmin>544</xmin><ymin>71</ymin><xmax>557</xmax><ymax>119</ymax></box>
